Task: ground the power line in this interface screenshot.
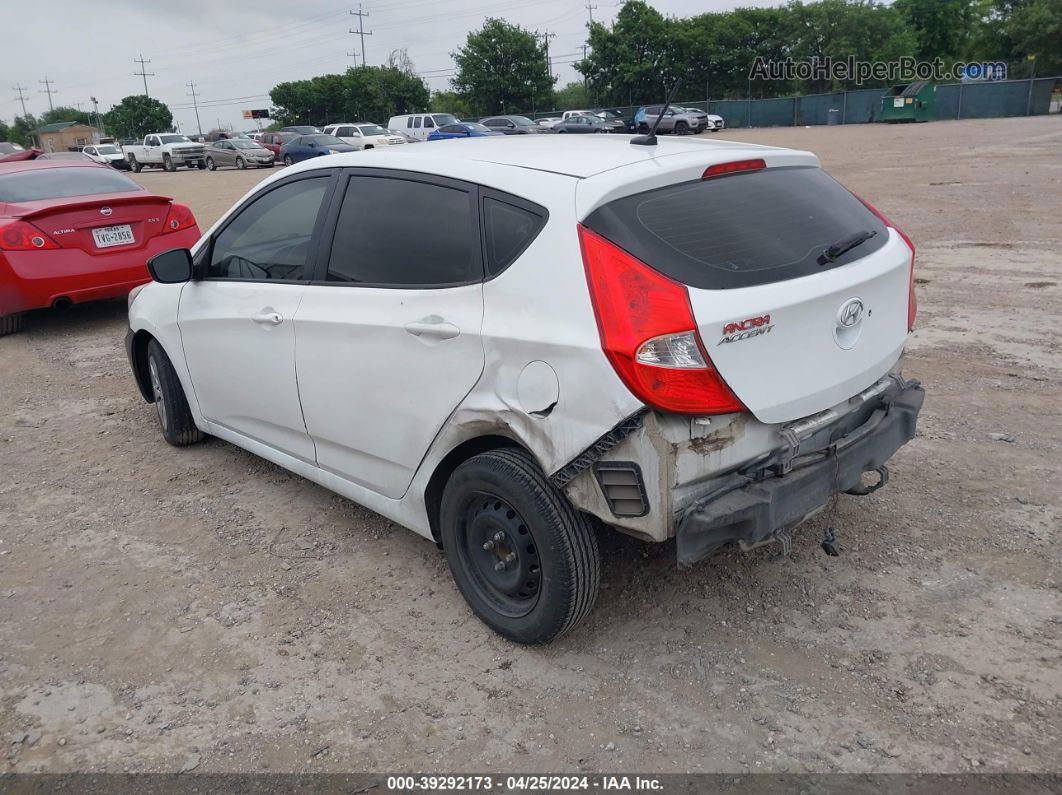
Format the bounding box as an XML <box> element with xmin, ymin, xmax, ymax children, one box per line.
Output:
<box><xmin>12</xmin><ymin>84</ymin><xmax>29</xmax><ymax>117</ymax></box>
<box><xmin>186</xmin><ymin>81</ymin><xmax>203</xmax><ymax>137</ymax></box>
<box><xmin>134</xmin><ymin>54</ymin><xmax>155</xmax><ymax>96</ymax></box>
<box><xmin>349</xmin><ymin>5</ymin><xmax>372</xmax><ymax>68</ymax></box>
<box><xmin>39</xmin><ymin>77</ymin><xmax>56</xmax><ymax>111</ymax></box>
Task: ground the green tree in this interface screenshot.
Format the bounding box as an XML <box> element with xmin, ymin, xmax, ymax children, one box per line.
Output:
<box><xmin>451</xmin><ymin>18</ymin><xmax>555</xmax><ymax>115</ymax></box>
<box><xmin>430</xmin><ymin>91</ymin><xmax>474</xmax><ymax>117</ymax></box>
<box><xmin>40</xmin><ymin>106</ymin><xmax>93</xmax><ymax>126</ymax></box>
<box><xmin>270</xmin><ymin>65</ymin><xmax>429</xmax><ymax>127</ymax></box>
<box><xmin>1004</xmin><ymin>0</ymin><xmax>1062</xmax><ymax>74</ymax></box>
<box><xmin>104</xmin><ymin>96</ymin><xmax>174</xmax><ymax>140</ymax></box>
<box><xmin>553</xmin><ymin>81</ymin><xmax>590</xmax><ymax>109</ymax></box>
<box><xmin>895</xmin><ymin>0</ymin><xmax>984</xmax><ymax>61</ymax></box>
<box><xmin>0</xmin><ymin>120</ymin><xmax>10</xmax><ymax>143</ymax></box>
<box><xmin>8</xmin><ymin>115</ymin><xmax>38</xmax><ymax>148</ymax></box>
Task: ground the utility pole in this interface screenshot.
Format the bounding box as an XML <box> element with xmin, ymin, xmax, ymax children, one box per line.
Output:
<box><xmin>585</xmin><ymin>3</ymin><xmax>597</xmax><ymax>24</ymax></box>
<box><xmin>91</xmin><ymin>96</ymin><xmax>106</xmax><ymax>136</ymax></box>
<box><xmin>349</xmin><ymin>5</ymin><xmax>372</xmax><ymax>68</ymax></box>
<box><xmin>39</xmin><ymin>77</ymin><xmax>56</xmax><ymax>111</ymax></box>
<box><xmin>13</xmin><ymin>84</ymin><xmax>29</xmax><ymax>117</ymax></box>
<box><xmin>186</xmin><ymin>81</ymin><xmax>203</xmax><ymax>137</ymax></box>
<box><xmin>347</xmin><ymin>50</ymin><xmax>360</xmax><ymax>62</ymax></box>
<box><xmin>542</xmin><ymin>32</ymin><xmax>556</xmax><ymax>80</ymax></box>
<box><xmin>134</xmin><ymin>54</ymin><xmax>154</xmax><ymax>97</ymax></box>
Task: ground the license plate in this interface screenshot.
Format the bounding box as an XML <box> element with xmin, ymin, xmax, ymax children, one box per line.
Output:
<box><xmin>92</xmin><ymin>224</ymin><xmax>134</xmax><ymax>248</ymax></box>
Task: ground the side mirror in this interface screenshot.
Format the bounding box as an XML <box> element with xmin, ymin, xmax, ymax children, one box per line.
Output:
<box><xmin>148</xmin><ymin>248</ymin><xmax>193</xmax><ymax>284</ymax></box>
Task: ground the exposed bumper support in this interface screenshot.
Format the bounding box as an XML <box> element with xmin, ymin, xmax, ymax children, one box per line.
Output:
<box><xmin>676</xmin><ymin>380</ymin><xmax>924</xmax><ymax>567</ymax></box>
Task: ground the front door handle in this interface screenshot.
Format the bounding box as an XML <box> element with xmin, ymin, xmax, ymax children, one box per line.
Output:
<box><xmin>252</xmin><ymin>310</ymin><xmax>283</xmax><ymax>326</ymax></box>
<box><xmin>404</xmin><ymin>315</ymin><xmax>460</xmax><ymax>340</ymax></box>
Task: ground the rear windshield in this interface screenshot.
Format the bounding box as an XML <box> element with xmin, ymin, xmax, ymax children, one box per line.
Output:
<box><xmin>584</xmin><ymin>166</ymin><xmax>888</xmax><ymax>290</ymax></box>
<box><xmin>0</xmin><ymin>167</ymin><xmax>142</xmax><ymax>203</ymax></box>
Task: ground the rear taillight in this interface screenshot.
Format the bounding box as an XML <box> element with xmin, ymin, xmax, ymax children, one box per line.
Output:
<box><xmin>578</xmin><ymin>225</ymin><xmax>746</xmax><ymax>415</ymax></box>
<box><xmin>703</xmin><ymin>158</ymin><xmax>766</xmax><ymax>179</ymax></box>
<box><xmin>0</xmin><ymin>220</ymin><xmax>59</xmax><ymax>251</ymax></box>
<box><xmin>855</xmin><ymin>195</ymin><xmax>916</xmax><ymax>331</ymax></box>
<box><xmin>162</xmin><ymin>202</ymin><xmax>197</xmax><ymax>235</ymax></box>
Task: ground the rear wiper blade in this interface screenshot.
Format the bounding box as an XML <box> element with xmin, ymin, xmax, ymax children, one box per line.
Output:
<box><xmin>818</xmin><ymin>229</ymin><xmax>877</xmax><ymax>265</ymax></box>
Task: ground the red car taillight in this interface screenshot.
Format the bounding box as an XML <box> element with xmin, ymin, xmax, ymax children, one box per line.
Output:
<box><xmin>162</xmin><ymin>202</ymin><xmax>197</xmax><ymax>235</ymax></box>
<box><xmin>855</xmin><ymin>195</ymin><xmax>916</xmax><ymax>332</ymax></box>
<box><xmin>0</xmin><ymin>220</ymin><xmax>59</xmax><ymax>251</ymax></box>
<box><xmin>578</xmin><ymin>225</ymin><xmax>746</xmax><ymax>416</ymax></box>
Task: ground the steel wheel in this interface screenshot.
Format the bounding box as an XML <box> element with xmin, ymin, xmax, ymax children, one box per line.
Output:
<box><xmin>454</xmin><ymin>493</ymin><xmax>542</xmax><ymax>618</ymax></box>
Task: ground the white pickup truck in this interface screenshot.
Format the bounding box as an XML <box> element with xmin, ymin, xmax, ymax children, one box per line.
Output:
<box><xmin>124</xmin><ymin>134</ymin><xmax>207</xmax><ymax>173</ymax></box>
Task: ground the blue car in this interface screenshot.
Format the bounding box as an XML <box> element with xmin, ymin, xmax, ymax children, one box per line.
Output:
<box><xmin>279</xmin><ymin>134</ymin><xmax>357</xmax><ymax>165</ymax></box>
<box><xmin>427</xmin><ymin>122</ymin><xmax>504</xmax><ymax>141</ymax></box>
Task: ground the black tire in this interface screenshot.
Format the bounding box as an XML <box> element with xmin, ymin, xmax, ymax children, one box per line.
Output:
<box><xmin>162</xmin><ymin>155</ymin><xmax>176</xmax><ymax>172</ymax></box>
<box><xmin>197</xmin><ymin>160</ymin><xmax>206</xmax><ymax>170</ymax></box>
<box><xmin>129</xmin><ymin>156</ymin><xmax>142</xmax><ymax>173</ymax></box>
<box><xmin>283</xmin><ymin>155</ymin><xmax>293</xmax><ymax>166</ymax></box>
<box><xmin>0</xmin><ymin>313</ymin><xmax>24</xmax><ymax>337</ymax></box>
<box><xmin>637</xmin><ymin>122</ymin><xmax>650</xmax><ymax>134</ymax></box>
<box><xmin>675</xmin><ymin>120</ymin><xmax>689</xmax><ymax>135</ymax></box>
<box><xmin>440</xmin><ymin>448</ymin><xmax>600</xmax><ymax>643</ymax></box>
<box><xmin>147</xmin><ymin>339</ymin><xmax>203</xmax><ymax>447</ymax></box>
<box><xmin>235</xmin><ymin>156</ymin><xmax>246</xmax><ymax>170</ymax></box>
<box><xmin>205</xmin><ymin>157</ymin><xmax>216</xmax><ymax>171</ymax></box>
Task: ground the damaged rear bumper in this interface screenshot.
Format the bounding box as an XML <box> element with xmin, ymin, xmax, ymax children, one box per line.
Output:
<box><xmin>676</xmin><ymin>379</ymin><xmax>924</xmax><ymax>567</ymax></box>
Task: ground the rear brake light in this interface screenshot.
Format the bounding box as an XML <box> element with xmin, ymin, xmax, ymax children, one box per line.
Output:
<box><xmin>162</xmin><ymin>203</ymin><xmax>197</xmax><ymax>235</ymax></box>
<box><xmin>578</xmin><ymin>225</ymin><xmax>746</xmax><ymax>415</ymax></box>
<box><xmin>855</xmin><ymin>194</ymin><xmax>916</xmax><ymax>331</ymax></box>
<box><xmin>0</xmin><ymin>220</ymin><xmax>59</xmax><ymax>251</ymax></box>
<box><xmin>703</xmin><ymin>159</ymin><xmax>765</xmax><ymax>179</ymax></box>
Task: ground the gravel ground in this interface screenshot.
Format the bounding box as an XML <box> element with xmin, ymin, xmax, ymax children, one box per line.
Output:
<box><xmin>1</xmin><ymin>116</ymin><xmax>1059</xmax><ymax>775</ymax></box>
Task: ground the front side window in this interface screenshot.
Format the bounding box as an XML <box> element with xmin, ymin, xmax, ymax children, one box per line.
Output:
<box><xmin>325</xmin><ymin>175</ymin><xmax>478</xmax><ymax>286</ymax></box>
<box><xmin>413</xmin><ymin>117</ymin><xmax>422</xmax><ymax>128</ymax></box>
<box><xmin>206</xmin><ymin>177</ymin><xmax>329</xmax><ymax>282</ymax></box>
<box><xmin>423</xmin><ymin>116</ymin><xmax>435</xmax><ymax>128</ymax></box>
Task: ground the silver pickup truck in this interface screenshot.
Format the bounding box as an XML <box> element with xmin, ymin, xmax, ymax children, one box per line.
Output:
<box><xmin>124</xmin><ymin>134</ymin><xmax>206</xmax><ymax>172</ymax></box>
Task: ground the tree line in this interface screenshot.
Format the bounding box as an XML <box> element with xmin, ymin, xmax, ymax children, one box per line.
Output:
<box><xmin>1</xmin><ymin>95</ymin><xmax>174</xmax><ymax>147</ymax></box>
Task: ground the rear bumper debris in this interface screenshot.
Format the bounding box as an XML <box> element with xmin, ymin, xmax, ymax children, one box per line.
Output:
<box><xmin>676</xmin><ymin>379</ymin><xmax>924</xmax><ymax>567</ymax></box>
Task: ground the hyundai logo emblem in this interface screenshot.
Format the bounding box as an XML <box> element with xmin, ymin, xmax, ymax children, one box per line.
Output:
<box><xmin>100</xmin><ymin>206</ymin><xmax>112</xmax><ymax>217</ymax></box>
<box><xmin>837</xmin><ymin>298</ymin><xmax>864</xmax><ymax>328</ymax></box>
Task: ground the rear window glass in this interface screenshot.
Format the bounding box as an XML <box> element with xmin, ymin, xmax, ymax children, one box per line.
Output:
<box><xmin>483</xmin><ymin>196</ymin><xmax>546</xmax><ymax>276</ymax></box>
<box><xmin>0</xmin><ymin>167</ymin><xmax>141</xmax><ymax>203</ymax></box>
<box><xmin>584</xmin><ymin>166</ymin><xmax>888</xmax><ymax>290</ymax></box>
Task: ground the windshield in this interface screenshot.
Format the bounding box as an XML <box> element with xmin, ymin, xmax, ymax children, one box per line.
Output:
<box><xmin>232</xmin><ymin>140</ymin><xmax>260</xmax><ymax>149</ymax></box>
<box><xmin>0</xmin><ymin>167</ymin><xmax>142</xmax><ymax>203</ymax></box>
<box><xmin>95</xmin><ymin>145</ymin><xmax>121</xmax><ymax>154</ymax></box>
<box><xmin>305</xmin><ymin>134</ymin><xmax>344</xmax><ymax>146</ymax></box>
<box><xmin>356</xmin><ymin>125</ymin><xmax>388</xmax><ymax>136</ymax></box>
<box><xmin>431</xmin><ymin>114</ymin><xmax>458</xmax><ymax>127</ymax></box>
<box><xmin>599</xmin><ymin>111</ymin><xmax>622</xmax><ymax>119</ymax></box>
<box><xmin>510</xmin><ymin>116</ymin><xmax>536</xmax><ymax>126</ymax></box>
<box><xmin>159</xmin><ymin>135</ymin><xmax>191</xmax><ymax>144</ymax></box>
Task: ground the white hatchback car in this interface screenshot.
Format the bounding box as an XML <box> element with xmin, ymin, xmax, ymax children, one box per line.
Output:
<box><xmin>126</xmin><ymin>135</ymin><xmax>924</xmax><ymax>643</ymax></box>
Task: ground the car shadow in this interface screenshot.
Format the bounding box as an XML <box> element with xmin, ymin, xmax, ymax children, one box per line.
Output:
<box><xmin>18</xmin><ymin>299</ymin><xmax>129</xmax><ymax>339</ymax></box>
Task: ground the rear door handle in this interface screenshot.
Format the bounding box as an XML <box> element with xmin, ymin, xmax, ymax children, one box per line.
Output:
<box><xmin>404</xmin><ymin>315</ymin><xmax>460</xmax><ymax>340</ymax></box>
<box><xmin>252</xmin><ymin>310</ymin><xmax>283</xmax><ymax>326</ymax></box>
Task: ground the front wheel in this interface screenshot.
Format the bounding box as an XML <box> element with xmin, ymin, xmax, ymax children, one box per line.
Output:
<box><xmin>440</xmin><ymin>448</ymin><xmax>600</xmax><ymax>644</ymax></box>
<box><xmin>205</xmin><ymin>157</ymin><xmax>216</xmax><ymax>171</ymax></box>
<box><xmin>637</xmin><ymin>122</ymin><xmax>650</xmax><ymax>134</ymax></box>
<box><xmin>235</xmin><ymin>156</ymin><xmax>246</xmax><ymax>170</ymax></box>
<box><xmin>147</xmin><ymin>339</ymin><xmax>203</xmax><ymax>447</ymax></box>
<box><xmin>283</xmin><ymin>155</ymin><xmax>293</xmax><ymax>167</ymax></box>
<box><xmin>162</xmin><ymin>155</ymin><xmax>175</xmax><ymax>172</ymax></box>
<box><xmin>197</xmin><ymin>160</ymin><xmax>206</xmax><ymax>170</ymax></box>
<box><xmin>675</xmin><ymin>121</ymin><xmax>689</xmax><ymax>135</ymax></box>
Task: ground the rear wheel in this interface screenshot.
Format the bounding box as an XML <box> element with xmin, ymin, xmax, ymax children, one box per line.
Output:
<box><xmin>128</xmin><ymin>156</ymin><xmax>142</xmax><ymax>173</ymax></box>
<box><xmin>283</xmin><ymin>155</ymin><xmax>293</xmax><ymax>166</ymax></box>
<box><xmin>205</xmin><ymin>157</ymin><xmax>216</xmax><ymax>171</ymax></box>
<box><xmin>147</xmin><ymin>339</ymin><xmax>203</xmax><ymax>447</ymax></box>
<box><xmin>637</xmin><ymin>122</ymin><xmax>650</xmax><ymax>134</ymax></box>
<box><xmin>0</xmin><ymin>313</ymin><xmax>24</xmax><ymax>337</ymax></box>
<box><xmin>162</xmin><ymin>155</ymin><xmax>175</xmax><ymax>172</ymax></box>
<box><xmin>440</xmin><ymin>448</ymin><xmax>600</xmax><ymax>644</ymax></box>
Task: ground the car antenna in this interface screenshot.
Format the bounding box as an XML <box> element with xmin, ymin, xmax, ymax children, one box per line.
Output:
<box><xmin>631</xmin><ymin>79</ymin><xmax>683</xmax><ymax>147</ymax></box>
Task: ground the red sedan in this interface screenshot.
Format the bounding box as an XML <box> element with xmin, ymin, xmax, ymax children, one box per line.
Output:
<box><xmin>0</xmin><ymin>160</ymin><xmax>200</xmax><ymax>336</ymax></box>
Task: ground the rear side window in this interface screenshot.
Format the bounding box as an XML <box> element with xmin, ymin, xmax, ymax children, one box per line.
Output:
<box><xmin>584</xmin><ymin>166</ymin><xmax>888</xmax><ymax>290</ymax></box>
<box><xmin>482</xmin><ymin>196</ymin><xmax>546</xmax><ymax>276</ymax></box>
<box><xmin>413</xmin><ymin>117</ymin><xmax>422</xmax><ymax>129</ymax></box>
<box><xmin>325</xmin><ymin>175</ymin><xmax>478</xmax><ymax>286</ymax></box>
<box><xmin>0</xmin><ymin>167</ymin><xmax>141</xmax><ymax>202</ymax></box>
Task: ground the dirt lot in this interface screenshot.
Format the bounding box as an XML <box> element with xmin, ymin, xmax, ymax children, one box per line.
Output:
<box><xmin>1</xmin><ymin>117</ymin><xmax>1060</xmax><ymax>775</ymax></box>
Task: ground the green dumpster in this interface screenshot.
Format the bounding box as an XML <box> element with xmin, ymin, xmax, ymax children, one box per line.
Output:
<box><xmin>879</xmin><ymin>81</ymin><xmax>935</xmax><ymax>123</ymax></box>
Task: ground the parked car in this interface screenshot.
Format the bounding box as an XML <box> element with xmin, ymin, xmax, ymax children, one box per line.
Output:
<box><xmin>258</xmin><ymin>131</ymin><xmax>298</xmax><ymax>158</ymax></box>
<box><xmin>0</xmin><ymin>142</ymin><xmax>26</xmax><ymax>156</ymax></box>
<box><xmin>124</xmin><ymin>134</ymin><xmax>207</xmax><ymax>172</ymax></box>
<box><xmin>0</xmin><ymin>159</ymin><xmax>199</xmax><ymax>336</ymax></box>
<box><xmin>81</xmin><ymin>144</ymin><xmax>130</xmax><ymax>170</ymax></box>
<box><xmin>0</xmin><ymin>147</ymin><xmax>42</xmax><ymax>163</ymax></box>
<box><xmin>205</xmin><ymin>139</ymin><xmax>275</xmax><ymax>170</ymax></box>
<box><xmin>678</xmin><ymin>107</ymin><xmax>725</xmax><ymax>132</ymax></box>
<box><xmin>552</xmin><ymin>114</ymin><xmax>608</xmax><ymax>134</ymax></box>
<box><xmin>387</xmin><ymin>128</ymin><xmax>420</xmax><ymax>144</ymax></box>
<box><xmin>427</xmin><ymin>122</ymin><xmax>504</xmax><ymax>141</ymax></box>
<box><xmin>37</xmin><ymin>152</ymin><xmax>95</xmax><ymax>162</ymax></box>
<box><xmin>388</xmin><ymin>113</ymin><xmax>460</xmax><ymax>142</ymax></box>
<box><xmin>597</xmin><ymin>109</ymin><xmax>635</xmax><ymax>133</ymax></box>
<box><xmin>322</xmin><ymin>123</ymin><xmax>406</xmax><ymax>150</ymax></box>
<box><xmin>535</xmin><ymin>117</ymin><xmax>561</xmax><ymax>129</ymax></box>
<box><xmin>479</xmin><ymin>116</ymin><xmax>550</xmax><ymax>134</ymax></box>
<box><xmin>280</xmin><ymin>126</ymin><xmax>322</xmax><ymax>135</ymax></box>
<box><xmin>125</xmin><ymin>136</ymin><xmax>923</xmax><ymax>643</ymax></box>
<box><xmin>278</xmin><ymin>134</ymin><xmax>356</xmax><ymax>166</ymax></box>
<box><xmin>634</xmin><ymin>104</ymin><xmax>708</xmax><ymax>134</ymax></box>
